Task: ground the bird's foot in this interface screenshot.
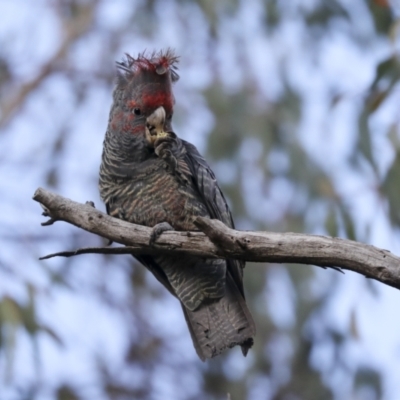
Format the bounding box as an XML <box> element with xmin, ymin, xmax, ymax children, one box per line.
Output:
<box><xmin>149</xmin><ymin>222</ymin><xmax>174</xmax><ymax>246</ymax></box>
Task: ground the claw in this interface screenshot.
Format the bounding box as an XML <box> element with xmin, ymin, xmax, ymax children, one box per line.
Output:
<box><xmin>149</xmin><ymin>222</ymin><xmax>174</xmax><ymax>246</ymax></box>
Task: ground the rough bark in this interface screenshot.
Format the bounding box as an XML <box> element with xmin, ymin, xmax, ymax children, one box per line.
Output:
<box><xmin>33</xmin><ymin>187</ymin><xmax>400</xmax><ymax>290</ymax></box>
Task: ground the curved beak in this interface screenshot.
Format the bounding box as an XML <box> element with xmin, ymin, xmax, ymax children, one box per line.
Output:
<box><xmin>145</xmin><ymin>106</ymin><xmax>168</xmax><ymax>146</ymax></box>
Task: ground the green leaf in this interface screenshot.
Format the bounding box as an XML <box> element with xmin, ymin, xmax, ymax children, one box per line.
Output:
<box><xmin>0</xmin><ymin>297</ymin><xmax>22</xmax><ymax>326</ymax></box>
<box><xmin>325</xmin><ymin>206</ymin><xmax>339</xmax><ymax>237</ymax></box>
<box><xmin>356</xmin><ymin>111</ymin><xmax>376</xmax><ymax>169</ymax></box>
<box><xmin>368</xmin><ymin>0</ymin><xmax>394</xmax><ymax>34</ymax></box>
<box><xmin>305</xmin><ymin>0</ymin><xmax>349</xmax><ymax>27</ymax></box>
<box><xmin>56</xmin><ymin>385</ymin><xmax>80</xmax><ymax>400</ymax></box>
<box><xmin>354</xmin><ymin>367</ymin><xmax>382</xmax><ymax>398</ymax></box>
<box><xmin>339</xmin><ymin>204</ymin><xmax>357</xmax><ymax>241</ymax></box>
<box><xmin>381</xmin><ymin>151</ymin><xmax>400</xmax><ymax>226</ymax></box>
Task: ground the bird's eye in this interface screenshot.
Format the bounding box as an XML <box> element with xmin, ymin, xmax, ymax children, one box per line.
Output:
<box><xmin>167</xmin><ymin>114</ymin><xmax>173</xmax><ymax>120</ymax></box>
<box><xmin>133</xmin><ymin>108</ymin><xmax>141</xmax><ymax>116</ymax></box>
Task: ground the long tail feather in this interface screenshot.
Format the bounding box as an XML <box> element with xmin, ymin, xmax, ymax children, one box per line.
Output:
<box><xmin>181</xmin><ymin>272</ymin><xmax>255</xmax><ymax>361</ymax></box>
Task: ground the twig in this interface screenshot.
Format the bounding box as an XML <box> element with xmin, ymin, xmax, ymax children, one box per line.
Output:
<box><xmin>39</xmin><ymin>246</ymin><xmax>144</xmax><ymax>260</ymax></box>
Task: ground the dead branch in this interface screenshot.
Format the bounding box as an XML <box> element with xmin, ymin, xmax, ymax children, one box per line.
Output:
<box><xmin>33</xmin><ymin>187</ymin><xmax>400</xmax><ymax>290</ymax></box>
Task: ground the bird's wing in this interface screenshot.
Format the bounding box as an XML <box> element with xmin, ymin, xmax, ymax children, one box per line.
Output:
<box><xmin>181</xmin><ymin>140</ymin><xmax>246</xmax><ymax>297</ymax></box>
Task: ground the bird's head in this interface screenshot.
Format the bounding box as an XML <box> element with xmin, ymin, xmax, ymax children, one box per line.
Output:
<box><xmin>109</xmin><ymin>49</ymin><xmax>179</xmax><ymax>151</ymax></box>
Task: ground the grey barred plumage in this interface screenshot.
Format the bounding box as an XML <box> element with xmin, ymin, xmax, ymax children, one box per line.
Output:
<box><xmin>99</xmin><ymin>50</ymin><xmax>255</xmax><ymax>360</ymax></box>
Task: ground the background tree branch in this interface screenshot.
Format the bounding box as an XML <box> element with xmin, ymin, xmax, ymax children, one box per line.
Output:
<box><xmin>0</xmin><ymin>1</ymin><xmax>98</xmax><ymax>129</ymax></box>
<box><xmin>33</xmin><ymin>187</ymin><xmax>400</xmax><ymax>290</ymax></box>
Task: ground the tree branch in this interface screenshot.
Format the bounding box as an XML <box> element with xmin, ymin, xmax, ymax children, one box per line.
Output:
<box><xmin>33</xmin><ymin>187</ymin><xmax>400</xmax><ymax>290</ymax></box>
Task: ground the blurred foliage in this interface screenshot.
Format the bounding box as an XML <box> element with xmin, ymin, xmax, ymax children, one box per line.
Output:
<box><xmin>1</xmin><ymin>0</ymin><xmax>400</xmax><ymax>399</ymax></box>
